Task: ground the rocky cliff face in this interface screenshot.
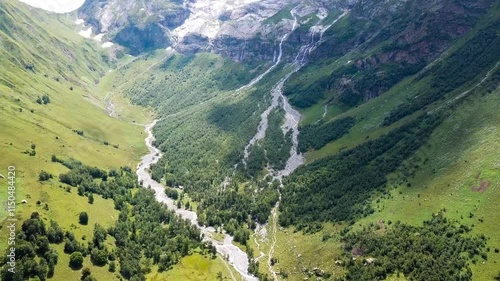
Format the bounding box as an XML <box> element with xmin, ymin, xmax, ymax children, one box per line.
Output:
<box><xmin>284</xmin><ymin>0</ymin><xmax>497</xmax><ymax>108</ymax></box>
<box><xmin>77</xmin><ymin>0</ymin><xmax>354</xmax><ymax>61</ymax></box>
<box><xmin>78</xmin><ymin>0</ymin><xmax>189</xmax><ymax>55</ymax></box>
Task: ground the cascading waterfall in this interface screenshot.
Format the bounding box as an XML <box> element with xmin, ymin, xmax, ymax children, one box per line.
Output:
<box><xmin>238</xmin><ymin>9</ymin><xmax>350</xmax><ymax>280</ymax></box>
<box><xmin>294</xmin><ymin>9</ymin><xmax>349</xmax><ymax>65</ymax></box>
<box><xmin>242</xmin><ymin>8</ymin><xmax>349</xmax><ymax>175</ymax></box>
<box><xmin>241</xmin><ymin>7</ymin><xmax>300</xmax><ymax>163</ymax></box>
<box><xmin>236</xmin><ymin>12</ymin><xmax>299</xmax><ymax>92</ymax></box>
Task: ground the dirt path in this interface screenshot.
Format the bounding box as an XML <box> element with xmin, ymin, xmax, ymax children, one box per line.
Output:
<box><xmin>220</xmin><ymin>255</ymin><xmax>238</xmax><ymax>281</ymax></box>
<box><xmin>267</xmin><ymin>199</ymin><xmax>280</xmax><ymax>280</ymax></box>
<box><xmin>428</xmin><ymin>61</ymin><xmax>499</xmax><ymax>114</ymax></box>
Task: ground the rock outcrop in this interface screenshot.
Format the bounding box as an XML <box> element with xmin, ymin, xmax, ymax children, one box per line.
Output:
<box><xmin>78</xmin><ymin>0</ymin><xmax>189</xmax><ymax>55</ymax></box>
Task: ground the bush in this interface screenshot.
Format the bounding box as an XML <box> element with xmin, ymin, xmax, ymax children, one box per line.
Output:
<box><xmin>47</xmin><ymin>221</ymin><xmax>64</xmax><ymax>243</ymax></box>
<box><xmin>81</xmin><ymin>267</ymin><xmax>91</xmax><ymax>280</ymax></box>
<box><xmin>90</xmin><ymin>248</ymin><xmax>108</xmax><ymax>266</ymax></box>
<box><xmin>109</xmin><ymin>261</ymin><xmax>116</xmax><ymax>272</ymax></box>
<box><xmin>42</xmin><ymin>95</ymin><xmax>50</xmax><ymax>104</ymax></box>
<box><xmin>39</xmin><ymin>170</ymin><xmax>51</xmax><ymax>181</ymax></box>
<box><xmin>79</xmin><ymin>212</ymin><xmax>89</xmax><ymax>225</ymax></box>
<box><xmin>69</xmin><ymin>252</ymin><xmax>84</xmax><ymax>268</ymax></box>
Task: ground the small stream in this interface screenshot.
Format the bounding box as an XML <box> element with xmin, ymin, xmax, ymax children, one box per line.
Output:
<box><xmin>243</xmin><ymin>9</ymin><xmax>348</xmax><ymax>178</ymax></box>
<box><xmin>242</xmin><ymin>7</ymin><xmax>300</xmax><ymax>166</ymax></box>
<box><xmin>241</xmin><ymin>9</ymin><xmax>349</xmax><ymax>280</ymax></box>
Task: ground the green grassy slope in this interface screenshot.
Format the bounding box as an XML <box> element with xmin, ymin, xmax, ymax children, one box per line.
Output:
<box><xmin>354</xmin><ymin>80</ymin><xmax>500</xmax><ymax>281</ymax></box>
<box><xmin>0</xmin><ymin>1</ymin><xmax>147</xmax><ymax>280</ymax></box>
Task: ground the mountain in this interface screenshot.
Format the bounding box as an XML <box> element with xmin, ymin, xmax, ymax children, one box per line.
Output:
<box><xmin>1</xmin><ymin>0</ymin><xmax>500</xmax><ymax>280</ymax></box>
<box><xmin>77</xmin><ymin>0</ymin><xmax>354</xmax><ymax>60</ymax></box>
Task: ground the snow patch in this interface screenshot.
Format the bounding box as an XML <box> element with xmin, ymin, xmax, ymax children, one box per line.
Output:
<box><xmin>75</xmin><ymin>18</ymin><xmax>84</xmax><ymax>25</ymax></box>
<box><xmin>93</xmin><ymin>33</ymin><xmax>105</xmax><ymax>42</ymax></box>
<box><xmin>78</xmin><ymin>27</ymin><xmax>92</xmax><ymax>38</ymax></box>
<box><xmin>102</xmin><ymin>42</ymin><xmax>114</xmax><ymax>48</ymax></box>
<box><xmin>173</xmin><ymin>0</ymin><xmax>262</xmax><ymax>40</ymax></box>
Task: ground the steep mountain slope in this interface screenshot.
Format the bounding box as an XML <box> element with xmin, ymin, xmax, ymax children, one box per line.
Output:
<box><xmin>78</xmin><ymin>0</ymin><xmax>189</xmax><ymax>54</ymax></box>
<box><xmin>272</xmin><ymin>1</ymin><xmax>500</xmax><ymax>280</ymax></box>
<box><xmin>285</xmin><ymin>0</ymin><xmax>496</xmax><ymax>109</ymax></box>
<box><xmin>0</xmin><ymin>0</ymin><xmax>149</xmax><ymax>279</ymax></box>
<box><xmin>77</xmin><ymin>0</ymin><xmax>350</xmax><ymax>61</ymax></box>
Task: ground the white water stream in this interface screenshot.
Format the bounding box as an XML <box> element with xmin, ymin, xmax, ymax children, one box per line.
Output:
<box><xmin>136</xmin><ymin>121</ymin><xmax>258</xmax><ymax>281</ymax></box>
<box><xmin>239</xmin><ymin>10</ymin><xmax>349</xmax><ymax>280</ymax></box>
<box><xmin>241</xmin><ymin>7</ymin><xmax>300</xmax><ymax>165</ymax></box>
<box><xmin>243</xmin><ymin>9</ymin><xmax>348</xmax><ymax>178</ymax></box>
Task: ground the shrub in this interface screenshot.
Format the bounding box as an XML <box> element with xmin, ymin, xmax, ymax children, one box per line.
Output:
<box><xmin>39</xmin><ymin>170</ymin><xmax>51</xmax><ymax>181</ymax></box>
<box><xmin>90</xmin><ymin>248</ymin><xmax>108</xmax><ymax>266</ymax></box>
<box><xmin>79</xmin><ymin>212</ymin><xmax>89</xmax><ymax>225</ymax></box>
<box><xmin>109</xmin><ymin>261</ymin><xmax>116</xmax><ymax>272</ymax></box>
<box><xmin>69</xmin><ymin>252</ymin><xmax>84</xmax><ymax>268</ymax></box>
<box><xmin>81</xmin><ymin>267</ymin><xmax>91</xmax><ymax>280</ymax></box>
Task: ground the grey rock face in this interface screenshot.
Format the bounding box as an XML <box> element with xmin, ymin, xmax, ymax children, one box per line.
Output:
<box><xmin>78</xmin><ymin>0</ymin><xmax>189</xmax><ymax>54</ymax></box>
<box><xmin>78</xmin><ymin>0</ymin><xmax>355</xmax><ymax>60</ymax></box>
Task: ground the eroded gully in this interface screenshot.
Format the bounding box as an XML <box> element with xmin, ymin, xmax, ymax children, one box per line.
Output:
<box><xmin>240</xmin><ymin>9</ymin><xmax>349</xmax><ymax>280</ymax></box>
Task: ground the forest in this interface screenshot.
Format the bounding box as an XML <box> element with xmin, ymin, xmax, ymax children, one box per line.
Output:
<box><xmin>298</xmin><ymin>116</ymin><xmax>356</xmax><ymax>152</ymax></box>
<box><xmin>243</xmin><ymin>108</ymin><xmax>292</xmax><ymax>177</ymax></box>
<box><xmin>58</xmin><ymin>159</ymin><xmax>204</xmax><ymax>280</ymax></box>
<box><xmin>338</xmin><ymin>213</ymin><xmax>488</xmax><ymax>281</ymax></box>
<box><xmin>0</xmin><ymin>212</ymin><xmax>60</xmax><ymax>281</ymax></box>
<box><xmin>279</xmin><ymin>112</ymin><xmax>443</xmax><ymax>228</ymax></box>
<box><xmin>196</xmin><ymin>180</ymin><xmax>280</xmax><ymax>244</ymax></box>
<box><xmin>125</xmin><ymin>54</ymin><xmax>288</xmax><ymax>243</ymax></box>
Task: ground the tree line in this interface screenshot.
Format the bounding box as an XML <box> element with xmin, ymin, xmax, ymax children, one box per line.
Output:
<box><xmin>383</xmin><ymin>20</ymin><xmax>500</xmax><ymax>126</ymax></box>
